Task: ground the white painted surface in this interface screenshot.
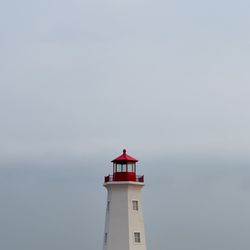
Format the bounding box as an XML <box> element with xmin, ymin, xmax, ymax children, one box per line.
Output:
<box><xmin>103</xmin><ymin>181</ymin><xmax>147</xmax><ymax>250</ymax></box>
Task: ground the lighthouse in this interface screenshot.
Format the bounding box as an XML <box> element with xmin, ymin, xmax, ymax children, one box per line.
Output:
<box><xmin>103</xmin><ymin>149</ymin><xmax>147</xmax><ymax>250</ymax></box>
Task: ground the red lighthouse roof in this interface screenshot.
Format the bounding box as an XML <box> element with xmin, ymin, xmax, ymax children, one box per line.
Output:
<box><xmin>112</xmin><ymin>149</ymin><xmax>138</xmax><ymax>164</ymax></box>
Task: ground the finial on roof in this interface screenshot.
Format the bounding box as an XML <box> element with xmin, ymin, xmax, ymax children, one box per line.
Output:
<box><xmin>111</xmin><ymin>149</ymin><xmax>138</xmax><ymax>163</ymax></box>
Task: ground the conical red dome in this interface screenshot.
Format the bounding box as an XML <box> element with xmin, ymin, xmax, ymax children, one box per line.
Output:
<box><xmin>111</xmin><ymin>149</ymin><xmax>138</xmax><ymax>164</ymax></box>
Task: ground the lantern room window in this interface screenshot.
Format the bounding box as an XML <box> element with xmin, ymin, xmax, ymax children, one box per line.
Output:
<box><xmin>113</xmin><ymin>163</ymin><xmax>136</xmax><ymax>173</ymax></box>
<box><xmin>127</xmin><ymin>163</ymin><xmax>136</xmax><ymax>172</ymax></box>
<box><xmin>127</xmin><ymin>164</ymin><xmax>132</xmax><ymax>172</ymax></box>
<box><xmin>116</xmin><ymin>164</ymin><xmax>122</xmax><ymax>172</ymax></box>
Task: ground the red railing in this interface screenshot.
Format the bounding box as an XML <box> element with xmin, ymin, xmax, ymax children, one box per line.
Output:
<box><xmin>104</xmin><ymin>174</ymin><xmax>144</xmax><ymax>183</ymax></box>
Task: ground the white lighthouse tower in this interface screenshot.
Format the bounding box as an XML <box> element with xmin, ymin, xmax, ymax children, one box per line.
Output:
<box><xmin>103</xmin><ymin>149</ymin><xmax>147</xmax><ymax>250</ymax></box>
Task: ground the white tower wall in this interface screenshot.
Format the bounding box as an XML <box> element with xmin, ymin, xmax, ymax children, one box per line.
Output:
<box><xmin>103</xmin><ymin>181</ymin><xmax>147</xmax><ymax>250</ymax></box>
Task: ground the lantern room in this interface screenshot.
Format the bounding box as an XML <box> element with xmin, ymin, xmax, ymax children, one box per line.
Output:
<box><xmin>104</xmin><ymin>149</ymin><xmax>144</xmax><ymax>183</ymax></box>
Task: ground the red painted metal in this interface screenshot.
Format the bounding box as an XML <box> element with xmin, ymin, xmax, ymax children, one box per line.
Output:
<box><xmin>105</xmin><ymin>176</ymin><xmax>110</xmax><ymax>182</ymax></box>
<box><xmin>112</xmin><ymin>149</ymin><xmax>138</xmax><ymax>163</ymax></box>
<box><xmin>114</xmin><ymin>172</ymin><xmax>136</xmax><ymax>181</ymax></box>
<box><xmin>104</xmin><ymin>174</ymin><xmax>144</xmax><ymax>183</ymax></box>
<box><xmin>105</xmin><ymin>150</ymin><xmax>144</xmax><ymax>183</ymax></box>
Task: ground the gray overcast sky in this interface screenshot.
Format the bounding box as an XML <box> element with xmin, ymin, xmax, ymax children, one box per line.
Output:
<box><xmin>0</xmin><ymin>0</ymin><xmax>250</xmax><ymax>249</ymax></box>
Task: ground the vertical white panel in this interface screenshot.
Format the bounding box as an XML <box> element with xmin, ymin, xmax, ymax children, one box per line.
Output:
<box><xmin>103</xmin><ymin>182</ymin><xmax>147</xmax><ymax>250</ymax></box>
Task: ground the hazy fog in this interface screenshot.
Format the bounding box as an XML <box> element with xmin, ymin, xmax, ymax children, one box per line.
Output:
<box><xmin>1</xmin><ymin>0</ymin><xmax>250</xmax><ymax>249</ymax></box>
